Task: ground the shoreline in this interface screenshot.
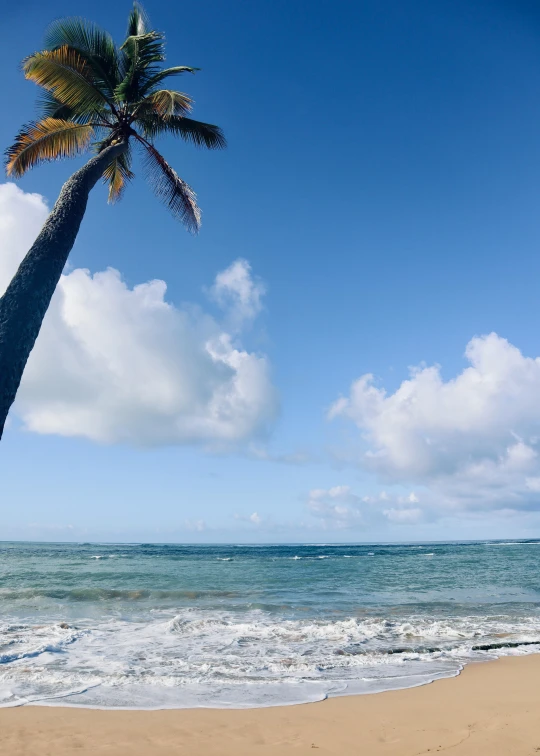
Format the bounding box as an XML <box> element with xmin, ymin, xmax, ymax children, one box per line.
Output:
<box><xmin>3</xmin><ymin>654</ymin><xmax>540</xmax><ymax>754</ymax></box>
<box><xmin>7</xmin><ymin>645</ymin><xmax>539</xmax><ymax>712</ymax></box>
<box><xmin>9</xmin><ymin>664</ymin><xmax>464</xmax><ymax>712</ymax></box>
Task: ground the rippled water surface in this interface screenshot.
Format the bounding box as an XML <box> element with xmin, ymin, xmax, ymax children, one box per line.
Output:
<box><xmin>2</xmin><ymin>540</ymin><xmax>540</xmax><ymax>708</ymax></box>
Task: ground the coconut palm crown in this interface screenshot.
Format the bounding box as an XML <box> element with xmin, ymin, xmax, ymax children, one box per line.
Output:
<box><xmin>5</xmin><ymin>3</ymin><xmax>226</xmax><ymax>232</ymax></box>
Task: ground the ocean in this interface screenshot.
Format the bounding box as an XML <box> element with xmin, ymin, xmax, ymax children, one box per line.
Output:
<box><xmin>2</xmin><ymin>540</ymin><xmax>540</xmax><ymax>709</ymax></box>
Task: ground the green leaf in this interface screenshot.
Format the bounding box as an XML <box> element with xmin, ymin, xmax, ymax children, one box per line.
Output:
<box><xmin>139</xmin><ymin>66</ymin><xmax>199</xmax><ymax>97</ymax></box>
<box><xmin>120</xmin><ymin>31</ymin><xmax>165</xmax><ymax>68</ymax></box>
<box><xmin>116</xmin><ymin>31</ymin><xmax>166</xmax><ymax>103</ymax></box>
<box><xmin>44</xmin><ymin>17</ymin><xmax>121</xmax><ymax>100</ymax></box>
<box><xmin>127</xmin><ymin>2</ymin><xmax>151</xmax><ymax>36</ymax></box>
<box><xmin>36</xmin><ymin>91</ymin><xmax>104</xmax><ymax>123</ymax></box>
<box><xmin>137</xmin><ymin>138</ymin><xmax>200</xmax><ymax>232</ymax></box>
<box><xmin>138</xmin><ymin>114</ymin><xmax>226</xmax><ymax>149</ymax></box>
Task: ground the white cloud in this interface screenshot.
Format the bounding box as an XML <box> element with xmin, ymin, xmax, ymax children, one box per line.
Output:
<box><xmin>183</xmin><ymin>519</ymin><xmax>206</xmax><ymax>532</ymax></box>
<box><xmin>209</xmin><ymin>258</ymin><xmax>265</xmax><ymax>328</ymax></box>
<box><xmin>0</xmin><ymin>183</ymin><xmax>50</xmax><ymax>282</ymax></box>
<box><xmin>329</xmin><ymin>333</ymin><xmax>540</xmax><ymax>514</ymax></box>
<box><xmin>0</xmin><ymin>183</ymin><xmax>278</xmax><ymax>446</ymax></box>
<box><xmin>306</xmin><ymin>485</ymin><xmax>422</xmax><ymax>529</ymax></box>
<box><xmin>383</xmin><ymin>507</ymin><xmax>422</xmax><ymax>524</ymax></box>
<box><xmin>307</xmin><ymin>486</ymin><xmax>363</xmax><ymax>528</ymax></box>
<box><xmin>233</xmin><ymin>511</ymin><xmax>264</xmax><ymax>526</ymax></box>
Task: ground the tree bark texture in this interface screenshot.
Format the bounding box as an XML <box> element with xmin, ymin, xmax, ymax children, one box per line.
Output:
<box><xmin>0</xmin><ymin>141</ymin><xmax>128</xmax><ymax>439</ymax></box>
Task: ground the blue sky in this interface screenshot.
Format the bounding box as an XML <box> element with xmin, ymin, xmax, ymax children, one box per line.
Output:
<box><xmin>3</xmin><ymin>0</ymin><xmax>540</xmax><ymax>542</ymax></box>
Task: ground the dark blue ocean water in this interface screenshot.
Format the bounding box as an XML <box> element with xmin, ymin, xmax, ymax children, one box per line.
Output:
<box><xmin>2</xmin><ymin>540</ymin><xmax>540</xmax><ymax>708</ymax></box>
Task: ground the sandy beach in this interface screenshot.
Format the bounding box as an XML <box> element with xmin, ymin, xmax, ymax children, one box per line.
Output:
<box><xmin>2</xmin><ymin>654</ymin><xmax>540</xmax><ymax>755</ymax></box>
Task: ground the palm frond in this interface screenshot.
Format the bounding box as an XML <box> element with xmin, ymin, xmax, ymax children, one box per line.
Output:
<box><xmin>5</xmin><ymin>118</ymin><xmax>95</xmax><ymax>177</ymax></box>
<box><xmin>23</xmin><ymin>46</ymin><xmax>110</xmax><ymax>113</ymax></box>
<box><xmin>44</xmin><ymin>17</ymin><xmax>121</xmax><ymax>99</ymax></box>
<box><xmin>116</xmin><ymin>31</ymin><xmax>165</xmax><ymax>103</ymax></box>
<box><xmin>139</xmin><ymin>66</ymin><xmax>198</xmax><ymax>96</ymax></box>
<box><xmin>143</xmin><ymin>89</ymin><xmax>193</xmax><ymax>118</ymax></box>
<box><xmin>7</xmin><ymin>2</ymin><xmax>224</xmax><ymax>234</ymax></box>
<box><xmin>138</xmin><ymin>113</ymin><xmax>226</xmax><ymax>149</ymax></box>
<box><xmin>127</xmin><ymin>2</ymin><xmax>150</xmax><ymax>36</ymax></box>
<box><xmin>120</xmin><ymin>31</ymin><xmax>165</xmax><ymax>69</ymax></box>
<box><xmin>137</xmin><ymin>137</ymin><xmax>200</xmax><ymax>232</ymax></box>
<box><xmin>37</xmin><ymin>90</ymin><xmax>101</xmax><ymax>124</ymax></box>
<box><xmin>102</xmin><ymin>148</ymin><xmax>134</xmax><ymax>202</ymax></box>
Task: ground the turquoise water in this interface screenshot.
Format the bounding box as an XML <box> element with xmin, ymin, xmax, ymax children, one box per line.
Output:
<box><xmin>2</xmin><ymin>540</ymin><xmax>540</xmax><ymax>708</ymax></box>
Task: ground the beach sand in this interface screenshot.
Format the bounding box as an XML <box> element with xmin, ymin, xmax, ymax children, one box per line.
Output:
<box><xmin>2</xmin><ymin>654</ymin><xmax>540</xmax><ymax>755</ymax></box>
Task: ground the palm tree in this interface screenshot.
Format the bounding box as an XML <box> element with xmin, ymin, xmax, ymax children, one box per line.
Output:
<box><xmin>0</xmin><ymin>3</ymin><xmax>225</xmax><ymax>440</ymax></box>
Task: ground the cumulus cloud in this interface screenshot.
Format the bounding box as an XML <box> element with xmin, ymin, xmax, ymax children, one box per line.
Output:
<box><xmin>0</xmin><ymin>182</ymin><xmax>50</xmax><ymax>282</ymax></box>
<box><xmin>209</xmin><ymin>258</ymin><xmax>265</xmax><ymax>329</ymax></box>
<box><xmin>0</xmin><ymin>183</ymin><xmax>278</xmax><ymax>445</ymax></box>
<box><xmin>329</xmin><ymin>333</ymin><xmax>540</xmax><ymax>515</ymax></box>
<box><xmin>234</xmin><ymin>511</ymin><xmax>263</xmax><ymax>525</ymax></box>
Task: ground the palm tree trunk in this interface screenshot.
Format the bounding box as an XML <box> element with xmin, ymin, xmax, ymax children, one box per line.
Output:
<box><xmin>0</xmin><ymin>141</ymin><xmax>128</xmax><ymax>440</ymax></box>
